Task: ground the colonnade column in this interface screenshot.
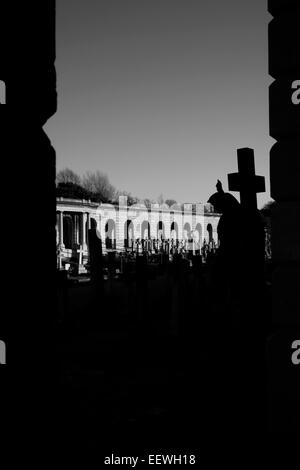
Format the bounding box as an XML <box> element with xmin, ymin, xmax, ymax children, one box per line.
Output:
<box><xmin>59</xmin><ymin>211</ymin><xmax>64</xmax><ymax>248</ymax></box>
<box><xmin>82</xmin><ymin>212</ymin><xmax>88</xmax><ymax>251</ymax></box>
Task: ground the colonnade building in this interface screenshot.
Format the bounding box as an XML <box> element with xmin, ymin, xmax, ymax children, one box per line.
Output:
<box><xmin>56</xmin><ymin>196</ymin><xmax>221</xmax><ymax>259</ymax></box>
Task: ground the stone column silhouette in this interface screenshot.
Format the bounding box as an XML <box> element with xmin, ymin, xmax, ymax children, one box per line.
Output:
<box><xmin>0</xmin><ymin>1</ymin><xmax>58</xmax><ymax>451</ymax></box>
<box><xmin>268</xmin><ymin>0</ymin><xmax>300</xmax><ymax>432</ymax></box>
<box><xmin>59</xmin><ymin>211</ymin><xmax>64</xmax><ymax>247</ymax></box>
<box><xmin>82</xmin><ymin>212</ymin><xmax>88</xmax><ymax>250</ymax></box>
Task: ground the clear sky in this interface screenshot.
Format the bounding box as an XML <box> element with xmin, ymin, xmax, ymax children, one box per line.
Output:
<box><xmin>45</xmin><ymin>0</ymin><xmax>273</xmax><ymax>208</ymax></box>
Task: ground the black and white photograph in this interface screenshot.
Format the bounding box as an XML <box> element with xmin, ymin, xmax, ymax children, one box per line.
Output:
<box><xmin>1</xmin><ymin>0</ymin><xmax>299</xmax><ymax>459</ymax></box>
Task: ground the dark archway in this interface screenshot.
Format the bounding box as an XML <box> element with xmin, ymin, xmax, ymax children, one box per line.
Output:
<box><xmin>63</xmin><ymin>214</ymin><xmax>73</xmax><ymax>249</ymax></box>
<box><xmin>157</xmin><ymin>221</ymin><xmax>165</xmax><ymax>239</ymax></box>
<box><xmin>170</xmin><ymin>221</ymin><xmax>178</xmax><ymax>241</ymax></box>
<box><xmin>105</xmin><ymin>219</ymin><xmax>116</xmax><ymax>249</ymax></box>
<box><xmin>90</xmin><ymin>217</ymin><xmax>97</xmax><ymax>229</ymax></box>
<box><xmin>124</xmin><ymin>219</ymin><xmax>134</xmax><ymax>248</ymax></box>
<box><xmin>141</xmin><ymin>220</ymin><xmax>150</xmax><ymax>239</ymax></box>
<box><xmin>207</xmin><ymin>223</ymin><xmax>213</xmax><ymax>243</ymax></box>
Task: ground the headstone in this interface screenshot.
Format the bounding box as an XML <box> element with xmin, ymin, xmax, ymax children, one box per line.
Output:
<box><xmin>227</xmin><ymin>151</ymin><xmax>266</xmax><ymax>284</ymax></box>
<box><xmin>120</xmin><ymin>253</ymin><xmax>124</xmax><ymax>274</ymax></box>
<box><xmin>192</xmin><ymin>255</ymin><xmax>202</xmax><ymax>273</ymax></box>
<box><xmin>107</xmin><ymin>251</ymin><xmax>116</xmax><ymax>277</ymax></box>
<box><xmin>88</xmin><ymin>228</ymin><xmax>103</xmax><ymax>284</ymax></box>
<box><xmin>76</xmin><ymin>245</ymin><xmax>87</xmax><ymax>274</ymax></box>
<box><xmin>207</xmin><ymin>149</ymin><xmax>266</xmax><ymax>325</ymax></box>
<box><xmin>135</xmin><ymin>254</ymin><xmax>149</xmax><ymax>332</ymax></box>
<box><xmin>228</xmin><ymin>148</ymin><xmax>265</xmax><ymax>211</ymax></box>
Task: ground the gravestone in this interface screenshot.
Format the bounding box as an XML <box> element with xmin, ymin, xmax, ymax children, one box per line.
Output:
<box><xmin>228</xmin><ymin>148</ymin><xmax>266</xmax><ymax>277</ymax></box>
<box><xmin>228</xmin><ymin>148</ymin><xmax>265</xmax><ymax>210</ymax></box>
<box><xmin>107</xmin><ymin>250</ymin><xmax>117</xmax><ymax>290</ymax></box>
<box><xmin>88</xmin><ymin>228</ymin><xmax>103</xmax><ymax>285</ymax></box>
<box><xmin>208</xmin><ymin>148</ymin><xmax>266</xmax><ymax>327</ymax></box>
<box><xmin>207</xmin><ymin>150</ymin><xmax>268</xmax><ymax>431</ymax></box>
<box><xmin>76</xmin><ymin>245</ymin><xmax>87</xmax><ymax>275</ymax></box>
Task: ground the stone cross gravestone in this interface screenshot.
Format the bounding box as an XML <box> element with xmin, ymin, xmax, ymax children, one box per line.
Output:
<box><xmin>76</xmin><ymin>245</ymin><xmax>87</xmax><ymax>274</ymax></box>
<box><xmin>228</xmin><ymin>148</ymin><xmax>265</xmax><ymax>211</ymax></box>
<box><xmin>207</xmin><ymin>148</ymin><xmax>266</xmax><ymax>327</ymax></box>
<box><xmin>227</xmin><ymin>148</ymin><xmax>266</xmax><ymax>305</ymax></box>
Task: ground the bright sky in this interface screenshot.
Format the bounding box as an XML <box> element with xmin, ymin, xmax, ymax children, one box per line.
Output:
<box><xmin>45</xmin><ymin>0</ymin><xmax>273</xmax><ymax>208</ymax></box>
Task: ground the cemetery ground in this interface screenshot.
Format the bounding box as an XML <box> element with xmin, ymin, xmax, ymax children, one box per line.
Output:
<box><xmin>56</xmin><ymin>254</ymin><xmax>273</xmax><ymax>451</ymax></box>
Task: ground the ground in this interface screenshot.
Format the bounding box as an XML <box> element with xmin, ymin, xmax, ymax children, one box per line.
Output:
<box><xmin>55</xmin><ymin>262</ymin><xmax>271</xmax><ymax>451</ymax></box>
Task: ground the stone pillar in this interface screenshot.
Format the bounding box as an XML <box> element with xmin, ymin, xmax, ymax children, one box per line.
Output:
<box><xmin>0</xmin><ymin>1</ymin><xmax>57</xmax><ymax>449</ymax></box>
<box><xmin>86</xmin><ymin>212</ymin><xmax>91</xmax><ymax>248</ymax></box>
<box><xmin>59</xmin><ymin>211</ymin><xmax>64</xmax><ymax>247</ymax></box>
<box><xmin>82</xmin><ymin>212</ymin><xmax>87</xmax><ymax>251</ymax></box>
<box><xmin>75</xmin><ymin>215</ymin><xmax>79</xmax><ymax>245</ymax></box>
<box><xmin>71</xmin><ymin>214</ymin><xmax>76</xmax><ymax>246</ymax></box>
<box><xmin>56</xmin><ymin>213</ymin><xmax>59</xmax><ymax>245</ymax></box>
<box><xmin>73</xmin><ymin>214</ymin><xmax>80</xmax><ymax>246</ymax></box>
<box><xmin>268</xmin><ymin>0</ymin><xmax>300</xmax><ymax>432</ymax></box>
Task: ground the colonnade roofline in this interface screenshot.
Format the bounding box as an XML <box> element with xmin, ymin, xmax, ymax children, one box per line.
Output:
<box><xmin>56</xmin><ymin>197</ymin><xmax>99</xmax><ymax>208</ymax></box>
<box><xmin>56</xmin><ymin>197</ymin><xmax>221</xmax><ymax>217</ymax></box>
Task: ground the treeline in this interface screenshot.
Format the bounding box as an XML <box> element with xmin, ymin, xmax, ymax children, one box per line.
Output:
<box><xmin>56</xmin><ymin>167</ymin><xmax>276</xmax><ymax>214</ymax></box>
<box><xmin>56</xmin><ymin>168</ymin><xmax>178</xmax><ymax>208</ymax></box>
<box><xmin>56</xmin><ymin>168</ymin><xmax>117</xmax><ymax>203</ymax></box>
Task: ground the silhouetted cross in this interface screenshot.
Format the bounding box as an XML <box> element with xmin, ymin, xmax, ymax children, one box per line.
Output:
<box><xmin>228</xmin><ymin>148</ymin><xmax>265</xmax><ymax>210</ymax></box>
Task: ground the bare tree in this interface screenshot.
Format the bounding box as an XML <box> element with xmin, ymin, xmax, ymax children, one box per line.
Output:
<box><xmin>165</xmin><ymin>199</ymin><xmax>177</xmax><ymax>207</ymax></box>
<box><xmin>157</xmin><ymin>193</ymin><xmax>164</xmax><ymax>205</ymax></box>
<box><xmin>114</xmin><ymin>190</ymin><xmax>140</xmax><ymax>206</ymax></box>
<box><xmin>56</xmin><ymin>168</ymin><xmax>81</xmax><ymax>186</ymax></box>
<box><xmin>82</xmin><ymin>171</ymin><xmax>116</xmax><ymax>202</ymax></box>
<box><xmin>143</xmin><ymin>198</ymin><xmax>155</xmax><ymax>209</ymax></box>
